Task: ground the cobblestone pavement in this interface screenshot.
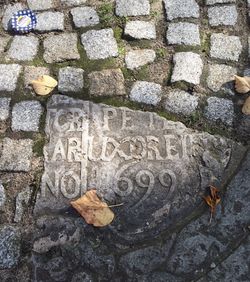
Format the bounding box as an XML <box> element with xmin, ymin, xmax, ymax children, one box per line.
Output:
<box><xmin>0</xmin><ymin>0</ymin><xmax>249</xmax><ymax>281</ymax></box>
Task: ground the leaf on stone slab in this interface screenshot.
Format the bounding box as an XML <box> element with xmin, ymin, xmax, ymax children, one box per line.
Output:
<box><xmin>234</xmin><ymin>75</ymin><xmax>250</xmax><ymax>94</ymax></box>
<box><xmin>242</xmin><ymin>96</ymin><xmax>250</xmax><ymax>115</ymax></box>
<box><xmin>31</xmin><ymin>75</ymin><xmax>58</xmax><ymax>95</ymax></box>
<box><xmin>203</xmin><ymin>185</ymin><xmax>221</xmax><ymax>224</ymax></box>
<box><xmin>71</xmin><ymin>189</ymin><xmax>114</xmax><ymax>227</ymax></box>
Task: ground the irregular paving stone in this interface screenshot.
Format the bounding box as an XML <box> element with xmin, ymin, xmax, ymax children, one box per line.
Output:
<box><xmin>43</xmin><ymin>33</ymin><xmax>80</xmax><ymax>63</ymax></box>
<box><xmin>27</xmin><ymin>0</ymin><xmax>54</xmax><ymax>11</ymax></box>
<box><xmin>0</xmin><ymin>226</ymin><xmax>21</xmax><ymax>269</ymax></box>
<box><xmin>0</xmin><ymin>36</ymin><xmax>10</xmax><ymax>54</ymax></box>
<box><xmin>163</xmin><ymin>0</ymin><xmax>199</xmax><ymax>20</ymax></box>
<box><xmin>167</xmin><ymin>22</ymin><xmax>200</xmax><ymax>46</ymax></box>
<box><xmin>0</xmin><ymin>64</ymin><xmax>22</xmax><ymax>92</ymax></box>
<box><xmin>81</xmin><ymin>29</ymin><xmax>118</xmax><ymax>60</ymax></box>
<box><xmin>125</xmin><ymin>49</ymin><xmax>156</xmax><ymax>70</ymax></box>
<box><xmin>204</xmin><ymin>97</ymin><xmax>234</xmax><ymax>126</ymax></box>
<box><xmin>0</xmin><ymin>182</ymin><xmax>6</xmax><ymax>209</ymax></box>
<box><xmin>60</xmin><ymin>0</ymin><xmax>87</xmax><ymax>6</ymax></box>
<box><xmin>237</xmin><ymin>115</ymin><xmax>250</xmax><ymax>141</ymax></box>
<box><xmin>2</xmin><ymin>3</ymin><xmax>25</xmax><ymax>30</ymax></box>
<box><xmin>7</xmin><ymin>36</ymin><xmax>39</xmax><ymax>61</ymax></box>
<box><xmin>206</xmin><ymin>0</ymin><xmax>236</xmax><ymax>4</ymax></box>
<box><xmin>24</xmin><ymin>66</ymin><xmax>50</xmax><ymax>88</ymax></box>
<box><xmin>58</xmin><ymin>67</ymin><xmax>84</xmax><ymax>93</ymax></box>
<box><xmin>164</xmin><ymin>90</ymin><xmax>199</xmax><ymax>115</ymax></box>
<box><xmin>207</xmin><ymin>63</ymin><xmax>237</xmax><ymax>93</ymax></box>
<box><xmin>11</xmin><ymin>101</ymin><xmax>43</xmax><ymax>132</ymax></box>
<box><xmin>89</xmin><ymin>69</ymin><xmax>126</xmax><ymax>96</ymax></box>
<box><xmin>210</xmin><ymin>33</ymin><xmax>242</xmax><ymax>62</ymax></box>
<box><xmin>124</xmin><ymin>21</ymin><xmax>156</xmax><ymax>40</ymax></box>
<box><xmin>208</xmin><ymin>5</ymin><xmax>237</xmax><ymax>26</ymax></box>
<box><xmin>35</xmin><ymin>12</ymin><xmax>64</xmax><ymax>32</ymax></box>
<box><xmin>171</xmin><ymin>52</ymin><xmax>203</xmax><ymax>85</ymax></box>
<box><xmin>130</xmin><ymin>81</ymin><xmax>162</xmax><ymax>105</ymax></box>
<box><xmin>71</xmin><ymin>7</ymin><xmax>99</xmax><ymax>28</ymax></box>
<box><xmin>116</xmin><ymin>0</ymin><xmax>150</xmax><ymax>16</ymax></box>
<box><xmin>14</xmin><ymin>186</ymin><xmax>31</xmax><ymax>223</ymax></box>
<box><xmin>0</xmin><ymin>138</ymin><xmax>33</xmax><ymax>172</ymax></box>
<box><xmin>71</xmin><ymin>272</ymin><xmax>93</xmax><ymax>282</ymax></box>
<box><xmin>0</xmin><ymin>98</ymin><xmax>11</xmax><ymax>121</ymax></box>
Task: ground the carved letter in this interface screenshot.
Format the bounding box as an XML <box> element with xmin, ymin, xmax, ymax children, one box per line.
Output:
<box><xmin>121</xmin><ymin>109</ymin><xmax>133</xmax><ymax>130</ymax></box>
<box><xmin>103</xmin><ymin>108</ymin><xmax>117</xmax><ymax>131</ymax></box>
<box><xmin>61</xmin><ymin>171</ymin><xmax>81</xmax><ymax>199</ymax></box>
<box><xmin>52</xmin><ymin>139</ymin><xmax>66</xmax><ymax>161</ymax></box>
<box><xmin>41</xmin><ymin>172</ymin><xmax>60</xmax><ymax>198</ymax></box>
<box><xmin>147</xmin><ymin>136</ymin><xmax>163</xmax><ymax>160</ymax></box>
<box><xmin>67</xmin><ymin>138</ymin><xmax>83</xmax><ymax>162</ymax></box>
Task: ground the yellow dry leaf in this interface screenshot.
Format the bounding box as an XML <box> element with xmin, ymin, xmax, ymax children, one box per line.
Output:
<box><xmin>242</xmin><ymin>96</ymin><xmax>250</xmax><ymax>115</ymax></box>
<box><xmin>71</xmin><ymin>190</ymin><xmax>114</xmax><ymax>227</ymax></box>
<box><xmin>31</xmin><ymin>75</ymin><xmax>58</xmax><ymax>95</ymax></box>
<box><xmin>234</xmin><ymin>75</ymin><xmax>250</xmax><ymax>94</ymax></box>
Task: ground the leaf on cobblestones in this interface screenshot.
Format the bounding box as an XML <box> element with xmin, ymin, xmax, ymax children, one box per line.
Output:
<box><xmin>234</xmin><ymin>75</ymin><xmax>250</xmax><ymax>94</ymax></box>
<box><xmin>31</xmin><ymin>75</ymin><xmax>58</xmax><ymax>95</ymax></box>
<box><xmin>203</xmin><ymin>185</ymin><xmax>221</xmax><ymax>224</ymax></box>
<box><xmin>71</xmin><ymin>189</ymin><xmax>114</xmax><ymax>227</ymax></box>
<box><xmin>242</xmin><ymin>96</ymin><xmax>250</xmax><ymax>115</ymax></box>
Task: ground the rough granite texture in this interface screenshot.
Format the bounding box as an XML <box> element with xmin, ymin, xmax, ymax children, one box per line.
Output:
<box><xmin>58</xmin><ymin>67</ymin><xmax>84</xmax><ymax>93</ymax></box>
<box><xmin>0</xmin><ymin>64</ymin><xmax>22</xmax><ymax>92</ymax></box>
<box><xmin>208</xmin><ymin>5</ymin><xmax>237</xmax><ymax>26</ymax></box>
<box><xmin>125</xmin><ymin>49</ymin><xmax>156</xmax><ymax>70</ymax></box>
<box><xmin>27</xmin><ymin>0</ymin><xmax>54</xmax><ymax>11</ymax></box>
<box><xmin>0</xmin><ymin>98</ymin><xmax>11</xmax><ymax>121</ymax></box>
<box><xmin>60</xmin><ymin>0</ymin><xmax>87</xmax><ymax>6</ymax></box>
<box><xmin>71</xmin><ymin>7</ymin><xmax>99</xmax><ymax>28</ymax></box>
<box><xmin>0</xmin><ymin>183</ymin><xmax>6</xmax><ymax>208</ymax></box>
<box><xmin>24</xmin><ymin>66</ymin><xmax>50</xmax><ymax>88</ymax></box>
<box><xmin>124</xmin><ymin>21</ymin><xmax>156</xmax><ymax>39</ymax></box>
<box><xmin>0</xmin><ymin>36</ymin><xmax>10</xmax><ymax>54</ymax></box>
<box><xmin>2</xmin><ymin>3</ymin><xmax>25</xmax><ymax>31</ymax></box>
<box><xmin>206</xmin><ymin>0</ymin><xmax>236</xmax><ymax>4</ymax></box>
<box><xmin>116</xmin><ymin>0</ymin><xmax>150</xmax><ymax>17</ymax></box>
<box><xmin>35</xmin><ymin>12</ymin><xmax>64</xmax><ymax>32</ymax></box>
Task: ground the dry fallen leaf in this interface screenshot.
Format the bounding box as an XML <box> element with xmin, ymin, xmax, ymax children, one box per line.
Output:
<box><xmin>242</xmin><ymin>96</ymin><xmax>250</xmax><ymax>115</ymax></box>
<box><xmin>203</xmin><ymin>185</ymin><xmax>221</xmax><ymax>224</ymax></box>
<box><xmin>31</xmin><ymin>75</ymin><xmax>58</xmax><ymax>95</ymax></box>
<box><xmin>234</xmin><ymin>75</ymin><xmax>250</xmax><ymax>94</ymax></box>
<box><xmin>71</xmin><ymin>189</ymin><xmax>114</xmax><ymax>227</ymax></box>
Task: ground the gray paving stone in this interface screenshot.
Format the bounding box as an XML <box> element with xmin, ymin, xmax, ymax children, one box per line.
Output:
<box><xmin>206</xmin><ymin>0</ymin><xmax>236</xmax><ymax>4</ymax></box>
<box><xmin>12</xmin><ymin>101</ymin><xmax>43</xmax><ymax>132</ymax></box>
<box><xmin>171</xmin><ymin>52</ymin><xmax>203</xmax><ymax>85</ymax></box>
<box><xmin>210</xmin><ymin>33</ymin><xmax>242</xmax><ymax>62</ymax></box>
<box><xmin>58</xmin><ymin>67</ymin><xmax>84</xmax><ymax>93</ymax></box>
<box><xmin>81</xmin><ymin>29</ymin><xmax>118</xmax><ymax>60</ymax></box>
<box><xmin>207</xmin><ymin>63</ymin><xmax>237</xmax><ymax>93</ymax></box>
<box><xmin>0</xmin><ymin>226</ymin><xmax>21</xmax><ymax>269</ymax></box>
<box><xmin>24</xmin><ymin>66</ymin><xmax>50</xmax><ymax>88</ymax></box>
<box><xmin>204</xmin><ymin>97</ymin><xmax>234</xmax><ymax>126</ymax></box>
<box><xmin>164</xmin><ymin>90</ymin><xmax>199</xmax><ymax>115</ymax></box>
<box><xmin>163</xmin><ymin>0</ymin><xmax>199</xmax><ymax>20</ymax></box>
<box><xmin>130</xmin><ymin>81</ymin><xmax>162</xmax><ymax>105</ymax></box>
<box><xmin>167</xmin><ymin>22</ymin><xmax>200</xmax><ymax>46</ymax></box>
<box><xmin>0</xmin><ymin>98</ymin><xmax>11</xmax><ymax>121</ymax></box>
<box><xmin>208</xmin><ymin>6</ymin><xmax>237</xmax><ymax>26</ymax></box>
<box><xmin>0</xmin><ymin>138</ymin><xmax>33</xmax><ymax>172</ymax></box>
<box><xmin>2</xmin><ymin>3</ymin><xmax>25</xmax><ymax>31</ymax></box>
<box><xmin>124</xmin><ymin>21</ymin><xmax>156</xmax><ymax>40</ymax></box>
<box><xmin>89</xmin><ymin>69</ymin><xmax>126</xmax><ymax>96</ymax></box>
<box><xmin>35</xmin><ymin>12</ymin><xmax>64</xmax><ymax>32</ymax></box>
<box><xmin>14</xmin><ymin>186</ymin><xmax>31</xmax><ymax>223</ymax></box>
<box><xmin>7</xmin><ymin>36</ymin><xmax>39</xmax><ymax>61</ymax></box>
<box><xmin>116</xmin><ymin>0</ymin><xmax>150</xmax><ymax>17</ymax></box>
<box><xmin>27</xmin><ymin>0</ymin><xmax>54</xmax><ymax>11</ymax></box>
<box><xmin>71</xmin><ymin>7</ymin><xmax>99</xmax><ymax>28</ymax></box>
<box><xmin>43</xmin><ymin>33</ymin><xmax>80</xmax><ymax>63</ymax></box>
<box><xmin>60</xmin><ymin>0</ymin><xmax>87</xmax><ymax>6</ymax></box>
<box><xmin>125</xmin><ymin>49</ymin><xmax>156</xmax><ymax>70</ymax></box>
<box><xmin>0</xmin><ymin>64</ymin><xmax>22</xmax><ymax>92</ymax></box>
<box><xmin>0</xmin><ymin>182</ymin><xmax>6</xmax><ymax>209</ymax></box>
<box><xmin>0</xmin><ymin>36</ymin><xmax>10</xmax><ymax>54</ymax></box>
<box><xmin>71</xmin><ymin>272</ymin><xmax>93</xmax><ymax>282</ymax></box>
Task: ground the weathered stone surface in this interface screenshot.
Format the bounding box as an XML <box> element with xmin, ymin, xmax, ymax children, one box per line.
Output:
<box><xmin>116</xmin><ymin>0</ymin><xmax>150</xmax><ymax>17</ymax></box>
<box><xmin>27</xmin><ymin>0</ymin><xmax>54</xmax><ymax>10</ymax></box>
<box><xmin>208</xmin><ymin>6</ymin><xmax>237</xmax><ymax>26</ymax></box>
<box><xmin>12</xmin><ymin>101</ymin><xmax>43</xmax><ymax>132</ymax></box>
<box><xmin>71</xmin><ymin>7</ymin><xmax>99</xmax><ymax>28</ymax></box>
<box><xmin>204</xmin><ymin>97</ymin><xmax>234</xmax><ymax>126</ymax></box>
<box><xmin>0</xmin><ymin>98</ymin><xmax>11</xmax><ymax>121</ymax></box>
<box><xmin>206</xmin><ymin>0</ymin><xmax>236</xmax><ymax>4</ymax></box>
<box><xmin>60</xmin><ymin>0</ymin><xmax>87</xmax><ymax>6</ymax></box>
<box><xmin>89</xmin><ymin>69</ymin><xmax>126</xmax><ymax>96</ymax></box>
<box><xmin>164</xmin><ymin>90</ymin><xmax>199</xmax><ymax>115</ymax></box>
<box><xmin>2</xmin><ymin>3</ymin><xmax>25</xmax><ymax>31</ymax></box>
<box><xmin>210</xmin><ymin>33</ymin><xmax>242</xmax><ymax>62</ymax></box>
<box><xmin>167</xmin><ymin>22</ymin><xmax>200</xmax><ymax>46</ymax></box>
<box><xmin>0</xmin><ymin>64</ymin><xmax>22</xmax><ymax>92</ymax></box>
<box><xmin>24</xmin><ymin>66</ymin><xmax>50</xmax><ymax>88</ymax></box>
<box><xmin>163</xmin><ymin>0</ymin><xmax>199</xmax><ymax>20</ymax></box>
<box><xmin>0</xmin><ymin>182</ymin><xmax>6</xmax><ymax>209</ymax></box>
<box><xmin>0</xmin><ymin>138</ymin><xmax>33</xmax><ymax>172</ymax></box>
<box><xmin>125</xmin><ymin>49</ymin><xmax>156</xmax><ymax>70</ymax></box>
<box><xmin>35</xmin><ymin>12</ymin><xmax>64</xmax><ymax>32</ymax></box>
<box><xmin>171</xmin><ymin>52</ymin><xmax>203</xmax><ymax>85</ymax></box>
<box><xmin>71</xmin><ymin>272</ymin><xmax>93</xmax><ymax>282</ymax></box>
<box><xmin>58</xmin><ymin>67</ymin><xmax>84</xmax><ymax>93</ymax></box>
<box><xmin>7</xmin><ymin>36</ymin><xmax>39</xmax><ymax>61</ymax></box>
<box><xmin>43</xmin><ymin>33</ymin><xmax>80</xmax><ymax>63</ymax></box>
<box><xmin>81</xmin><ymin>29</ymin><xmax>118</xmax><ymax>60</ymax></box>
<box><xmin>124</xmin><ymin>21</ymin><xmax>156</xmax><ymax>40</ymax></box>
<box><xmin>0</xmin><ymin>36</ymin><xmax>10</xmax><ymax>54</ymax></box>
<box><xmin>130</xmin><ymin>81</ymin><xmax>162</xmax><ymax>105</ymax></box>
<box><xmin>14</xmin><ymin>186</ymin><xmax>31</xmax><ymax>223</ymax></box>
<box><xmin>207</xmin><ymin>63</ymin><xmax>237</xmax><ymax>93</ymax></box>
<box><xmin>0</xmin><ymin>226</ymin><xmax>21</xmax><ymax>269</ymax></box>
<box><xmin>34</xmin><ymin>95</ymin><xmax>243</xmax><ymax>244</ymax></box>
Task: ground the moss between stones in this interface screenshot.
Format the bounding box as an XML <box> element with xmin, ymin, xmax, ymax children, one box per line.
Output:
<box><xmin>33</xmin><ymin>135</ymin><xmax>46</xmax><ymax>157</ymax></box>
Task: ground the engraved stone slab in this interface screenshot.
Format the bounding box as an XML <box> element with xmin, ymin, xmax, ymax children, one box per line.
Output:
<box><xmin>35</xmin><ymin>95</ymin><xmax>243</xmax><ymax>242</ymax></box>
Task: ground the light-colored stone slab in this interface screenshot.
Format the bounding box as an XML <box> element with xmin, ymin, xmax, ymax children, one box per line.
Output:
<box><xmin>208</xmin><ymin>6</ymin><xmax>237</xmax><ymax>26</ymax></box>
<box><xmin>58</xmin><ymin>67</ymin><xmax>84</xmax><ymax>93</ymax></box>
<box><xmin>124</xmin><ymin>21</ymin><xmax>156</xmax><ymax>40</ymax></box>
<box><xmin>163</xmin><ymin>0</ymin><xmax>199</xmax><ymax>20</ymax></box>
<box><xmin>125</xmin><ymin>49</ymin><xmax>156</xmax><ymax>70</ymax></box>
<box><xmin>35</xmin><ymin>12</ymin><xmax>64</xmax><ymax>32</ymax></box>
<box><xmin>0</xmin><ymin>98</ymin><xmax>11</xmax><ymax>121</ymax></box>
<box><xmin>2</xmin><ymin>3</ymin><xmax>25</xmax><ymax>31</ymax></box>
<box><xmin>27</xmin><ymin>0</ymin><xmax>54</xmax><ymax>11</ymax></box>
<box><xmin>116</xmin><ymin>0</ymin><xmax>150</xmax><ymax>16</ymax></box>
<box><xmin>71</xmin><ymin>7</ymin><xmax>99</xmax><ymax>28</ymax></box>
<box><xmin>0</xmin><ymin>64</ymin><xmax>22</xmax><ymax>92</ymax></box>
